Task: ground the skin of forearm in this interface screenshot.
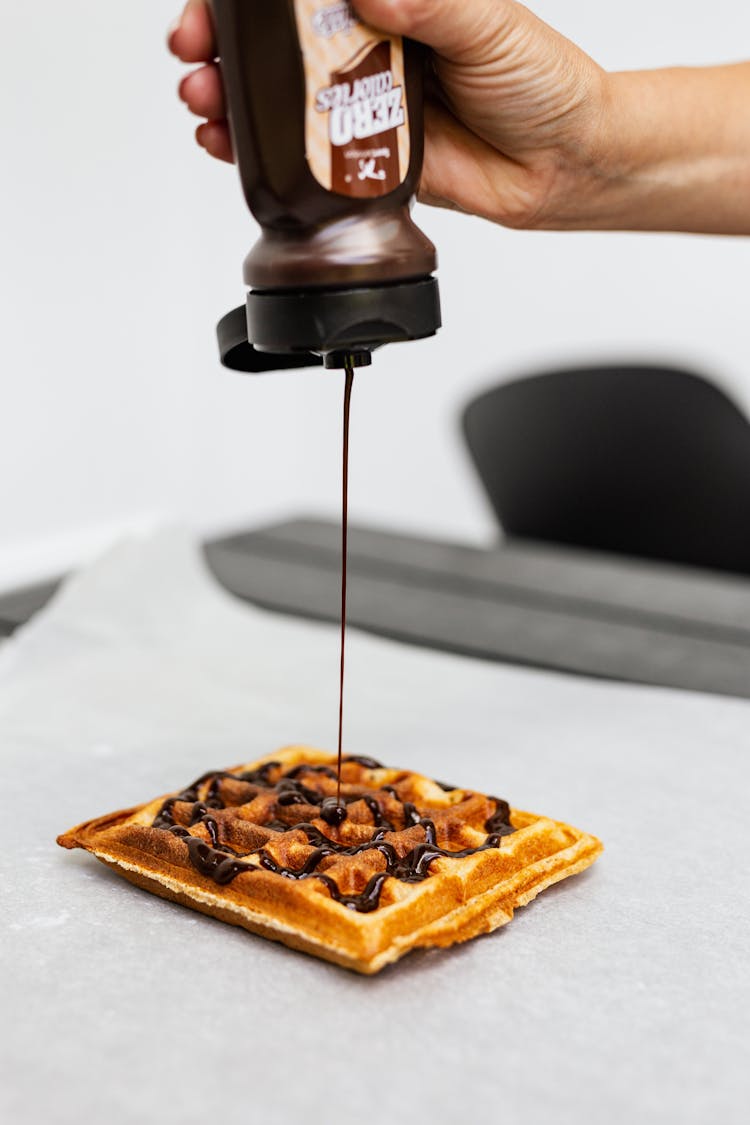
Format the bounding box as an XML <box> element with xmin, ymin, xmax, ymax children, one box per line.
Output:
<box><xmin>545</xmin><ymin>63</ymin><xmax>750</xmax><ymax>234</ymax></box>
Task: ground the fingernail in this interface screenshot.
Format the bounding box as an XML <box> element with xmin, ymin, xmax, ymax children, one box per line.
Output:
<box><xmin>167</xmin><ymin>18</ymin><xmax>180</xmax><ymax>50</ymax></box>
<box><xmin>168</xmin><ymin>1</ymin><xmax>197</xmax><ymax>48</ymax></box>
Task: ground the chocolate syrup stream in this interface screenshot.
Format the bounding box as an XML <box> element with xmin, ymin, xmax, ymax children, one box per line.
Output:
<box><xmin>337</xmin><ymin>361</ymin><xmax>354</xmax><ymax>804</ymax></box>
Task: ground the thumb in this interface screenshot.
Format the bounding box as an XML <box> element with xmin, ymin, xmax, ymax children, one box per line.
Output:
<box><xmin>351</xmin><ymin>0</ymin><xmax>514</xmax><ymax>61</ymax></box>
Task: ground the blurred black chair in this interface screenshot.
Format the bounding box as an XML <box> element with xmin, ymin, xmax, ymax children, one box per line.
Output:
<box><xmin>462</xmin><ymin>365</ymin><xmax>750</xmax><ymax>575</ymax></box>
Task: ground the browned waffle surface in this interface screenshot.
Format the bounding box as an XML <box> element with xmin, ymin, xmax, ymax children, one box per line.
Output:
<box><xmin>57</xmin><ymin>746</ymin><xmax>602</xmax><ymax>974</ymax></box>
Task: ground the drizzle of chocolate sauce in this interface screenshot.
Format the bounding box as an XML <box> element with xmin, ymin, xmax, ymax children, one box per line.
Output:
<box><xmin>320</xmin><ymin>796</ymin><xmax>348</xmax><ymax>827</ymax></box>
<box><xmin>485</xmin><ymin>797</ymin><xmax>515</xmax><ymax>835</ymax></box>
<box><xmin>336</xmin><ymin>363</ymin><xmax>354</xmax><ymax>808</ymax></box>
<box><xmin>343</xmin><ymin>755</ymin><xmax>383</xmax><ymax>770</ymax></box>
<box><xmin>285</xmin><ymin>764</ymin><xmax>338</xmax><ymax>781</ymax></box>
<box><xmin>151</xmin><ymin>757</ymin><xmax>516</xmax><ymax>912</ymax></box>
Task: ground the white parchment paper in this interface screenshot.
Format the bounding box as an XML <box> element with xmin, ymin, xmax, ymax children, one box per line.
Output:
<box><xmin>1</xmin><ymin>531</ymin><xmax>748</xmax><ymax>1124</ymax></box>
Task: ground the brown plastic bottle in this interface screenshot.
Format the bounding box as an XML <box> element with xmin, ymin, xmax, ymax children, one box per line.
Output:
<box><xmin>210</xmin><ymin>0</ymin><xmax>441</xmax><ymax>370</ymax></box>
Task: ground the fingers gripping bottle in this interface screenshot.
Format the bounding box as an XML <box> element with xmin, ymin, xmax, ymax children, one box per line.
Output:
<box><xmin>210</xmin><ymin>0</ymin><xmax>441</xmax><ymax>371</ymax></box>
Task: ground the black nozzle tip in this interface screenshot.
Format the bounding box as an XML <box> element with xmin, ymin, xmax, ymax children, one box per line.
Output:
<box><xmin>323</xmin><ymin>349</ymin><xmax>372</xmax><ymax>370</ymax></box>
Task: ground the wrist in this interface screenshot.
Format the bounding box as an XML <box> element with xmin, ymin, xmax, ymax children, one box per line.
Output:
<box><xmin>538</xmin><ymin>65</ymin><xmax>750</xmax><ymax>235</ymax></box>
<box><xmin>523</xmin><ymin>69</ymin><xmax>639</xmax><ymax>232</ymax></box>
<box><xmin>578</xmin><ymin>69</ymin><xmax>679</xmax><ymax>231</ymax></box>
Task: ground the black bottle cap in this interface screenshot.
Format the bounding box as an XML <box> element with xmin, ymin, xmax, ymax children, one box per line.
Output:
<box><xmin>216</xmin><ymin>276</ymin><xmax>441</xmax><ymax>373</ymax></box>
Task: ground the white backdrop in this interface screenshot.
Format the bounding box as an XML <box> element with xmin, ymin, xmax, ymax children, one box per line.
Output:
<box><xmin>2</xmin><ymin>1</ymin><xmax>749</xmax><ymax>590</ymax></box>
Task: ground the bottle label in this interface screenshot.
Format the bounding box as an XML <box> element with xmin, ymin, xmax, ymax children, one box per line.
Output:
<box><xmin>294</xmin><ymin>0</ymin><xmax>410</xmax><ymax>197</ymax></box>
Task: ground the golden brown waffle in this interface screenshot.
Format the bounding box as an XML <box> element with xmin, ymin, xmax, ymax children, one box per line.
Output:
<box><xmin>57</xmin><ymin>746</ymin><xmax>602</xmax><ymax>974</ymax></box>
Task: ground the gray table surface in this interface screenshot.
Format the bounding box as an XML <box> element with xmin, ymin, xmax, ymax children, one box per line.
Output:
<box><xmin>4</xmin><ymin>516</ymin><xmax>750</xmax><ymax>697</ymax></box>
<box><xmin>208</xmin><ymin>518</ymin><xmax>750</xmax><ymax>698</ymax></box>
<box><xmin>2</xmin><ymin>531</ymin><xmax>749</xmax><ymax>1125</ymax></box>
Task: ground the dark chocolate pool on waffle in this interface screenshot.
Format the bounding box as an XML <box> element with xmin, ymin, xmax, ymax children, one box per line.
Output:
<box><xmin>149</xmin><ymin>755</ymin><xmax>517</xmax><ymax>913</ymax></box>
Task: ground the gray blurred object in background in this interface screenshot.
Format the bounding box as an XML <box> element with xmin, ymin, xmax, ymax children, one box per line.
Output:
<box><xmin>463</xmin><ymin>365</ymin><xmax>750</xmax><ymax>575</ymax></box>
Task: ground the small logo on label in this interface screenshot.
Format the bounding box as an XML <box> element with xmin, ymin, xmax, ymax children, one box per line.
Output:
<box><xmin>357</xmin><ymin>157</ymin><xmax>386</xmax><ymax>182</ymax></box>
<box><xmin>311</xmin><ymin>2</ymin><xmax>358</xmax><ymax>40</ymax></box>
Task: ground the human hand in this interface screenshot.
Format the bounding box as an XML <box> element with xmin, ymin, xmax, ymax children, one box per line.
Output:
<box><xmin>167</xmin><ymin>1</ymin><xmax>750</xmax><ymax>235</ymax></box>
<box><xmin>168</xmin><ymin>0</ymin><xmax>233</xmax><ymax>163</ymax></box>
<box><xmin>167</xmin><ymin>0</ymin><xmax>607</xmax><ymax>227</ymax></box>
<box><xmin>355</xmin><ymin>0</ymin><xmax>609</xmax><ymax>229</ymax></box>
